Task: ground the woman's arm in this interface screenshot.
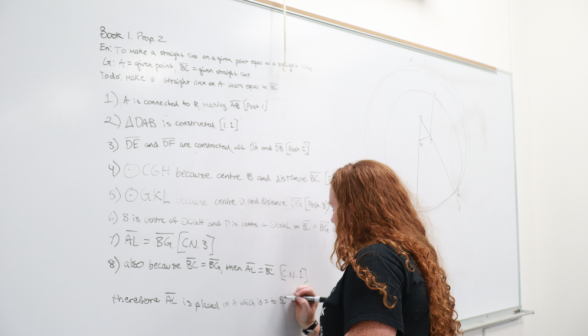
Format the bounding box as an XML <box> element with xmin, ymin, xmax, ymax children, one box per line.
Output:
<box><xmin>345</xmin><ymin>321</ymin><xmax>397</xmax><ymax>336</ymax></box>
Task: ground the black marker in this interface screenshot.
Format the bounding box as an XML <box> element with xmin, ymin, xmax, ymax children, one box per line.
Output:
<box><xmin>285</xmin><ymin>295</ymin><xmax>327</xmax><ymax>302</ymax></box>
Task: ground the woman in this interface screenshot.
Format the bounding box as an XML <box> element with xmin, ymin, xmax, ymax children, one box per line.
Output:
<box><xmin>293</xmin><ymin>160</ymin><xmax>461</xmax><ymax>336</ymax></box>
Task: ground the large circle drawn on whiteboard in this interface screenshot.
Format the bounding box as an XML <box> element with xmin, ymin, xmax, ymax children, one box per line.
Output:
<box><xmin>365</xmin><ymin>66</ymin><xmax>467</xmax><ymax>212</ymax></box>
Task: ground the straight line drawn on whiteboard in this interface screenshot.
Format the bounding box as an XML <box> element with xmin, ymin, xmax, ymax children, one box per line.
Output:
<box><xmin>365</xmin><ymin>66</ymin><xmax>467</xmax><ymax>213</ymax></box>
<box><xmin>413</xmin><ymin>93</ymin><xmax>464</xmax><ymax>211</ymax></box>
<box><xmin>414</xmin><ymin>94</ymin><xmax>463</xmax><ymax>210</ymax></box>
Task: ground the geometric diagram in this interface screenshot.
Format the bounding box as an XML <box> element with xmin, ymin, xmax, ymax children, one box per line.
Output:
<box><xmin>365</xmin><ymin>65</ymin><xmax>466</xmax><ymax>212</ymax></box>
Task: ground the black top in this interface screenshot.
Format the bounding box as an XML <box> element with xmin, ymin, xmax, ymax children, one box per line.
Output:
<box><xmin>319</xmin><ymin>243</ymin><xmax>430</xmax><ymax>336</ymax></box>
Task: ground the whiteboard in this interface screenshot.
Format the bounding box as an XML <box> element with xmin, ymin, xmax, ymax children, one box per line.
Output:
<box><xmin>0</xmin><ymin>0</ymin><xmax>520</xmax><ymax>334</ymax></box>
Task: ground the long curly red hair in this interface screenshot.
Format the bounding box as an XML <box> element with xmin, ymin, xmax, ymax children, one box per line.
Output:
<box><xmin>331</xmin><ymin>160</ymin><xmax>461</xmax><ymax>336</ymax></box>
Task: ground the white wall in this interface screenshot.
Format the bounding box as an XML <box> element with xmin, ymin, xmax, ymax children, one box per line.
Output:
<box><xmin>284</xmin><ymin>0</ymin><xmax>588</xmax><ymax>335</ymax></box>
<box><xmin>508</xmin><ymin>1</ymin><xmax>588</xmax><ymax>335</ymax></box>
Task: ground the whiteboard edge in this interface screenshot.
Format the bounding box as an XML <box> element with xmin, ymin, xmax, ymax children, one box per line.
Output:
<box><xmin>508</xmin><ymin>0</ymin><xmax>523</xmax><ymax>310</ymax></box>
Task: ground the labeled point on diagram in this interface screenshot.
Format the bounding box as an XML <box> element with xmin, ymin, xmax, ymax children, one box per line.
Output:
<box><xmin>366</xmin><ymin>66</ymin><xmax>466</xmax><ymax>212</ymax></box>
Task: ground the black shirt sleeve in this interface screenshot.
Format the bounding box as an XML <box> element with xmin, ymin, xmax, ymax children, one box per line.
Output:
<box><xmin>341</xmin><ymin>244</ymin><xmax>407</xmax><ymax>334</ymax></box>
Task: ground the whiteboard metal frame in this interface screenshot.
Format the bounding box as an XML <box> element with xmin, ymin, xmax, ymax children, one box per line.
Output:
<box><xmin>460</xmin><ymin>307</ymin><xmax>534</xmax><ymax>332</ymax></box>
<box><xmin>234</xmin><ymin>0</ymin><xmax>531</xmax><ymax>332</ymax></box>
<box><xmin>507</xmin><ymin>0</ymin><xmax>524</xmax><ymax>311</ymax></box>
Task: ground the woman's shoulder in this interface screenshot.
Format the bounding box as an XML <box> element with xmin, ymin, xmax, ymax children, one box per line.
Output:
<box><xmin>355</xmin><ymin>243</ymin><xmax>405</xmax><ymax>266</ymax></box>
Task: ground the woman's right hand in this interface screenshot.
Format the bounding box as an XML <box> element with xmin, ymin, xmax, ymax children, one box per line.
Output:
<box><xmin>293</xmin><ymin>284</ymin><xmax>319</xmax><ymax>329</ymax></box>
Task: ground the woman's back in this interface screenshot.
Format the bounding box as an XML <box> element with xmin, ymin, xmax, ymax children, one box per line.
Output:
<box><xmin>320</xmin><ymin>243</ymin><xmax>429</xmax><ymax>336</ymax></box>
